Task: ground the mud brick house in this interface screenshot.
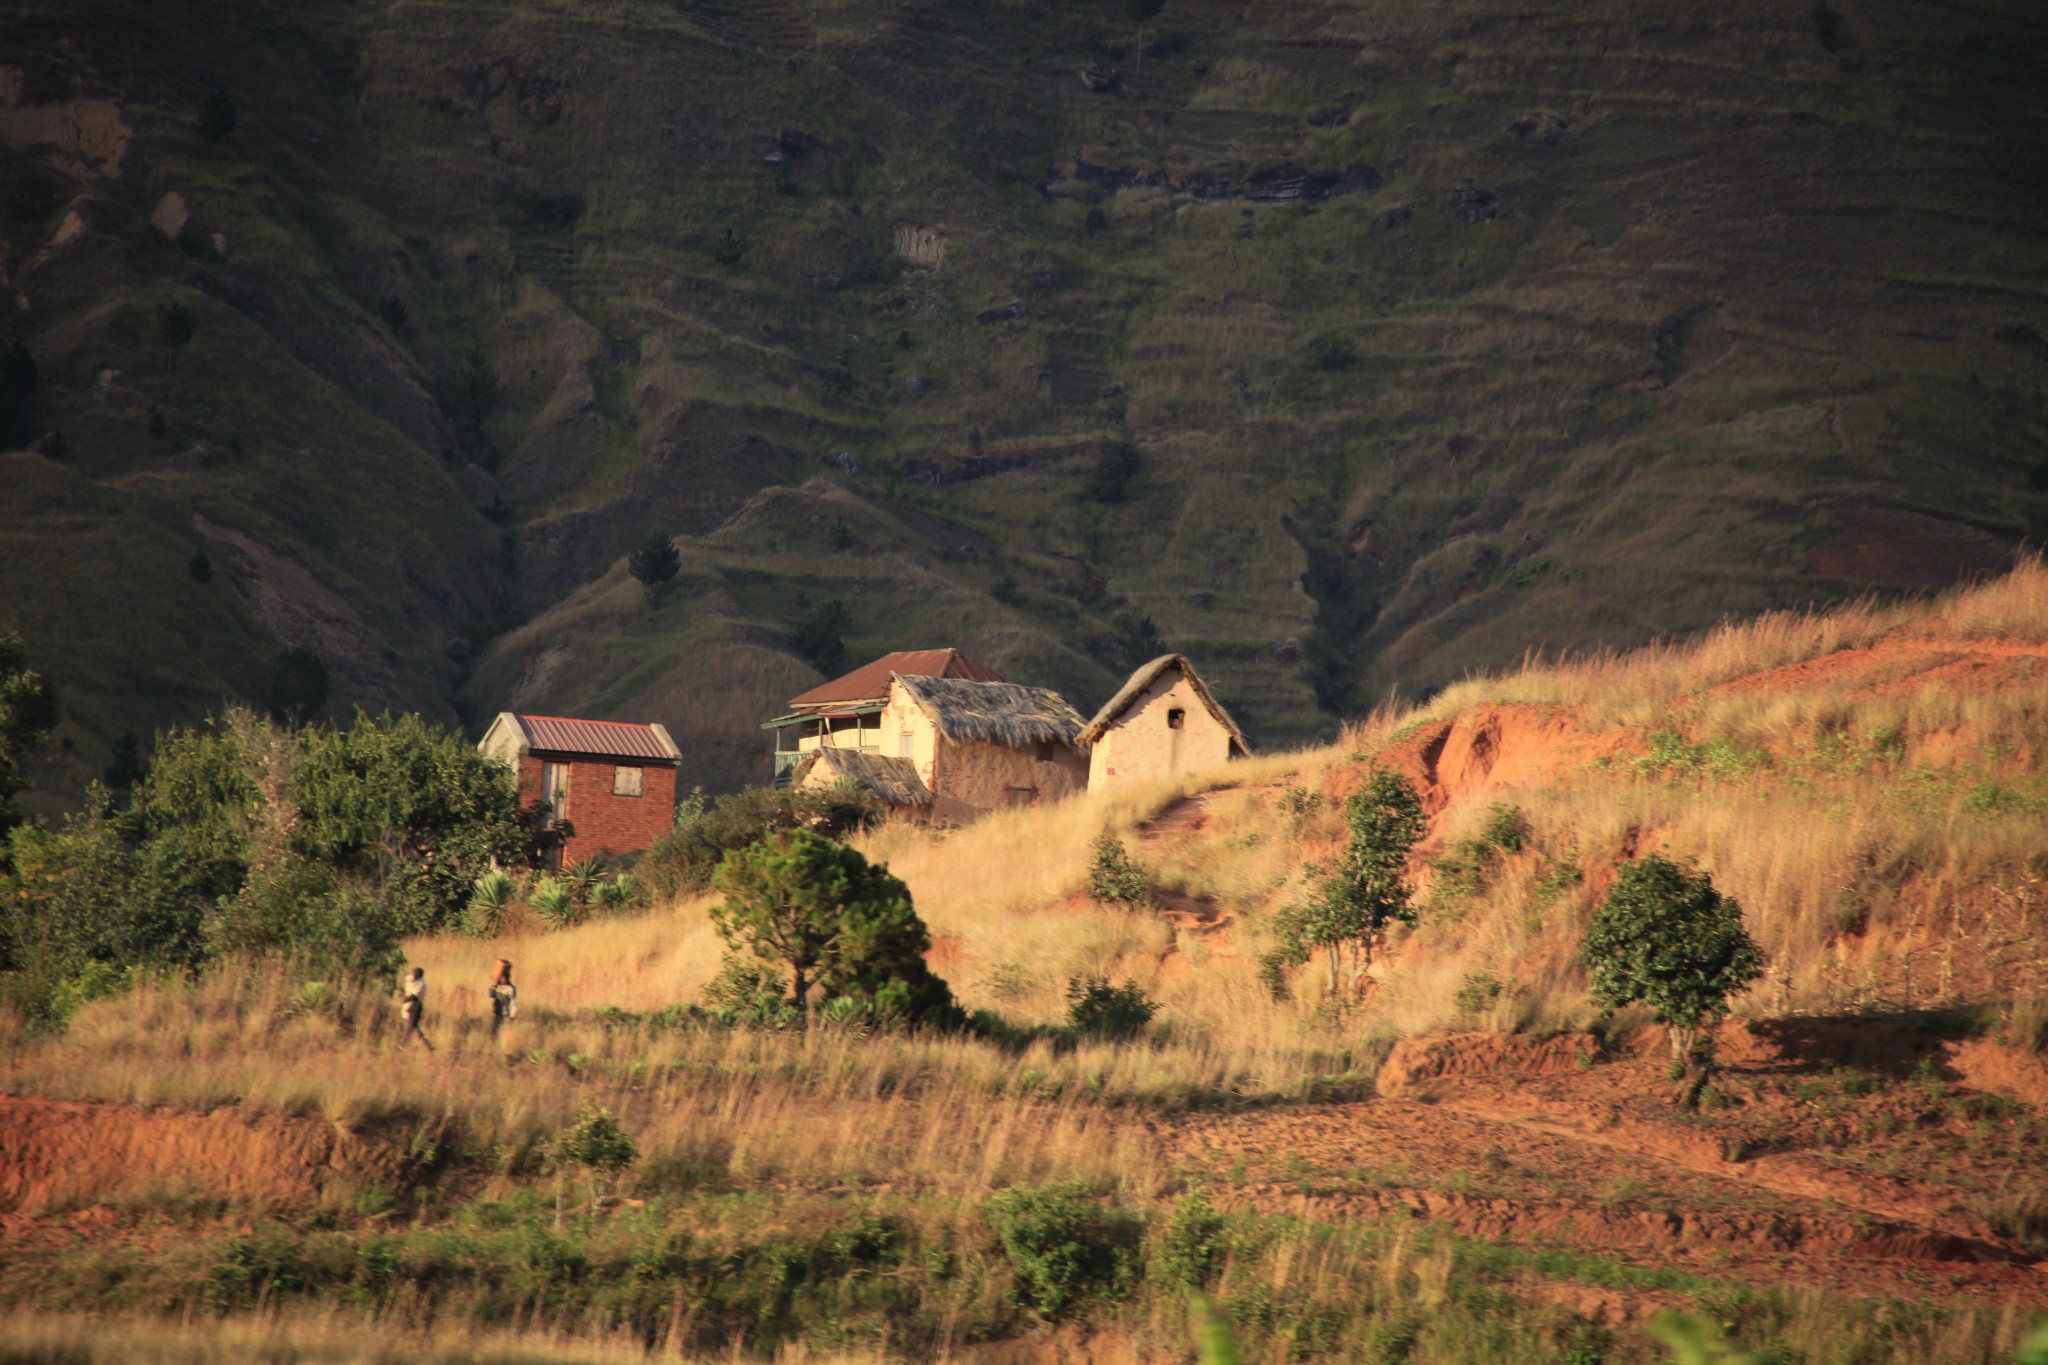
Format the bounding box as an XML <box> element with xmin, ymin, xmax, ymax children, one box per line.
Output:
<box><xmin>480</xmin><ymin>713</ymin><xmax>682</xmax><ymax>866</ymax></box>
<box><xmin>765</xmin><ymin>649</ymin><xmax>1088</xmax><ymax>823</ymax></box>
<box><xmin>1078</xmin><ymin>654</ymin><xmax>1250</xmax><ymax>792</ymax></box>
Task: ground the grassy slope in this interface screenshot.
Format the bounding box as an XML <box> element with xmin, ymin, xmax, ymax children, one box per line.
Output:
<box><xmin>3</xmin><ymin>0</ymin><xmax>2046</xmax><ymax>801</ymax></box>
<box><xmin>3</xmin><ymin>567</ymin><xmax>2045</xmax><ymax>1361</ymax></box>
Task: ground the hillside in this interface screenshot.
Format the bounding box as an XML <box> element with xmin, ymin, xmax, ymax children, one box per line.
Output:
<box><xmin>4</xmin><ymin>0</ymin><xmax>2047</xmax><ymax>801</ymax></box>
<box><xmin>2</xmin><ymin>563</ymin><xmax>2044</xmax><ymax>1361</ymax></box>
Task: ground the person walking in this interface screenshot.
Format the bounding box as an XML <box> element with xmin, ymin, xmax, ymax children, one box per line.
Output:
<box><xmin>489</xmin><ymin>958</ymin><xmax>518</xmax><ymax>1039</ymax></box>
<box><xmin>398</xmin><ymin>966</ymin><xmax>434</xmax><ymax>1051</ymax></box>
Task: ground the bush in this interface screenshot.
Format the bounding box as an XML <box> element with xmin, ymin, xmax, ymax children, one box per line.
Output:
<box><xmin>984</xmin><ymin>1180</ymin><xmax>1139</xmax><ymax>1320</ymax></box>
<box><xmin>628</xmin><ymin>530</ymin><xmax>680</xmax><ymax>603</ymax></box>
<box><xmin>1307</xmin><ymin>334</ymin><xmax>1357</xmax><ymax>371</ymax></box>
<box><xmin>1087</xmin><ymin>832</ymin><xmax>1149</xmax><ymax>908</ymax></box>
<box><xmin>1481</xmin><ymin>802</ymin><xmax>1524</xmax><ymax>853</ymax></box>
<box><xmin>1065</xmin><ymin>975</ymin><xmax>1159</xmax><ymax>1039</ymax></box>
<box><xmin>639</xmin><ymin>784</ymin><xmax>880</xmax><ymax>899</ymax></box>
<box><xmin>553</xmin><ymin>1104</ymin><xmax>639</xmax><ymax>1204</ymax></box>
<box><xmin>1084</xmin><ymin>439</ymin><xmax>1141</xmax><ymax>504</ymax></box>
<box><xmin>1156</xmin><ymin>1191</ymin><xmax>1227</xmax><ymax>1290</ymax></box>
<box><xmin>1584</xmin><ymin>854</ymin><xmax>1763</xmax><ymax>1062</ymax></box>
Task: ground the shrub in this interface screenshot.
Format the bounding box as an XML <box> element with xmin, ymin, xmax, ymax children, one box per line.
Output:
<box><xmin>638</xmin><ymin>784</ymin><xmax>879</xmax><ymax>899</ymax></box>
<box><xmin>1084</xmin><ymin>439</ymin><xmax>1141</xmax><ymax>504</ymax></box>
<box><xmin>1065</xmin><ymin>975</ymin><xmax>1158</xmax><ymax>1039</ymax></box>
<box><xmin>710</xmin><ymin>227</ymin><xmax>745</xmax><ymax>265</ymax></box>
<box><xmin>1087</xmin><ymin>833</ymin><xmax>1150</xmax><ymax>908</ymax></box>
<box><xmin>0</xmin><ymin>629</ymin><xmax>58</xmax><ymax>833</ymax></box>
<box><xmin>1306</xmin><ymin>334</ymin><xmax>1357</xmax><ymax>371</ymax></box>
<box><xmin>984</xmin><ymin>1180</ymin><xmax>1139</xmax><ymax>1320</ymax></box>
<box><xmin>1156</xmin><ymin>1191</ymin><xmax>1227</xmax><ymax>1289</ymax></box>
<box><xmin>530</xmin><ymin>877</ymin><xmax>577</xmax><ymax>928</ymax></box>
<box><xmin>1584</xmin><ymin>854</ymin><xmax>1763</xmax><ymax>1062</ymax></box>
<box><xmin>553</xmin><ymin>1104</ymin><xmax>638</xmax><ymax>1204</ymax></box>
<box><xmin>1481</xmin><ymin>802</ymin><xmax>1524</xmax><ymax>853</ymax></box>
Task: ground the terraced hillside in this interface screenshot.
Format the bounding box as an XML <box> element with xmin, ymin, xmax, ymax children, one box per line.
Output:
<box><xmin>3</xmin><ymin>0</ymin><xmax>2045</xmax><ymax>798</ymax></box>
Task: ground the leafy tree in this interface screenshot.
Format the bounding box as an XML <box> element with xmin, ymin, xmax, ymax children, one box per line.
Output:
<box><xmin>984</xmin><ymin>1180</ymin><xmax>1140</xmax><ymax>1321</ymax></box>
<box><xmin>102</xmin><ymin>732</ymin><xmax>145</xmax><ymax>791</ymax></box>
<box><xmin>1156</xmin><ymin>1190</ymin><xmax>1227</xmax><ymax>1289</ymax></box>
<box><xmin>0</xmin><ymin>341</ymin><xmax>37</xmax><ymax>449</ymax></box>
<box><xmin>1085</xmin><ymin>439</ymin><xmax>1141</xmax><ymax>504</ymax></box>
<box><xmin>1268</xmin><ymin>767</ymin><xmax>1423</xmax><ymax>997</ymax></box>
<box><xmin>627</xmin><ymin>530</ymin><xmax>680</xmax><ymax>604</ymax></box>
<box><xmin>639</xmin><ymin>783</ymin><xmax>879</xmax><ymax>899</ymax></box>
<box><xmin>1086</xmin><ymin>832</ymin><xmax>1149</xmax><ymax>908</ymax></box>
<box><xmin>198</xmin><ymin>87</ymin><xmax>237</xmax><ymax>142</ymax></box>
<box><xmin>791</xmin><ymin>599</ymin><xmax>852</xmax><ymax>674</ymax></box>
<box><xmin>288</xmin><ymin>709</ymin><xmax>535</xmax><ymax>933</ymax></box>
<box><xmin>710</xmin><ymin>227</ymin><xmax>746</xmax><ymax>265</ymax></box>
<box><xmin>1584</xmin><ymin>854</ymin><xmax>1763</xmax><ymax>1063</ymax></box>
<box><xmin>0</xmin><ymin>629</ymin><xmax>58</xmax><ymax>835</ymax></box>
<box><xmin>709</xmin><ymin>829</ymin><xmax>958</xmax><ymax>1025</ymax></box>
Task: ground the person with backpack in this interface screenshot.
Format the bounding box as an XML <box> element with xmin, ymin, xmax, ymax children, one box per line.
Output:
<box><xmin>489</xmin><ymin>958</ymin><xmax>518</xmax><ymax>1039</ymax></box>
<box><xmin>398</xmin><ymin>966</ymin><xmax>433</xmax><ymax>1051</ymax></box>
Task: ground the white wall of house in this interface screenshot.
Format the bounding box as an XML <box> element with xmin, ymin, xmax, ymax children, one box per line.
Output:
<box><xmin>1086</xmin><ymin>668</ymin><xmax>1235</xmax><ymax>791</ymax></box>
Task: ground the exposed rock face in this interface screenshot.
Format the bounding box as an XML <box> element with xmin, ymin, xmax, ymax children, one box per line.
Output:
<box><xmin>891</xmin><ymin>222</ymin><xmax>947</xmax><ymax>269</ymax></box>
<box><xmin>149</xmin><ymin>190</ymin><xmax>190</xmax><ymax>242</ymax></box>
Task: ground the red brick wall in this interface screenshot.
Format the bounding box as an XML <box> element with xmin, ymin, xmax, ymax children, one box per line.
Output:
<box><xmin>517</xmin><ymin>755</ymin><xmax>678</xmax><ymax>866</ymax></box>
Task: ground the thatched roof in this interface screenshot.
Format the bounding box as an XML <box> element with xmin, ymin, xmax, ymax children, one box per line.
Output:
<box><xmin>1076</xmin><ymin>654</ymin><xmax>1252</xmax><ymax>756</ymax></box>
<box><xmin>892</xmin><ymin>673</ymin><xmax>1085</xmax><ymax>748</ymax></box>
<box><xmin>795</xmin><ymin>748</ymin><xmax>932</xmax><ymax>807</ymax></box>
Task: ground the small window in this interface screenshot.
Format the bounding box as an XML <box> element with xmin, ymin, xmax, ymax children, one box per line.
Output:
<box><xmin>612</xmin><ymin>765</ymin><xmax>643</xmax><ymax>797</ymax></box>
<box><xmin>1034</xmin><ymin>740</ymin><xmax>1054</xmax><ymax>762</ymax></box>
<box><xmin>1167</xmin><ymin>708</ymin><xmax>1186</xmax><ymax>730</ymax></box>
<box><xmin>540</xmin><ymin>762</ymin><xmax>570</xmax><ymax>816</ymax></box>
<box><xmin>900</xmin><ymin>730</ymin><xmax>916</xmax><ymax>757</ymax></box>
<box><xmin>1008</xmin><ymin>786</ymin><xmax>1037</xmax><ymax>807</ymax></box>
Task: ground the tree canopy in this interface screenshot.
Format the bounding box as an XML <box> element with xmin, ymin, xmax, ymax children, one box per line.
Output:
<box><xmin>1267</xmin><ymin>767</ymin><xmax>1424</xmax><ymax>997</ymax></box>
<box><xmin>0</xmin><ymin>629</ymin><xmax>58</xmax><ymax>835</ymax></box>
<box><xmin>1584</xmin><ymin>853</ymin><xmax>1764</xmax><ymax>1060</ymax></box>
<box><xmin>709</xmin><ymin>829</ymin><xmax>958</xmax><ymax>1026</ymax></box>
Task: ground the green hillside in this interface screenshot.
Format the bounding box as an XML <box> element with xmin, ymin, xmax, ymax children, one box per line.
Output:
<box><xmin>3</xmin><ymin>0</ymin><xmax>2045</xmax><ymax>798</ymax></box>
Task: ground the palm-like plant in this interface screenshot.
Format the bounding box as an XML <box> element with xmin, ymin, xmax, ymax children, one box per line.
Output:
<box><xmin>465</xmin><ymin>868</ymin><xmax>519</xmax><ymax>937</ymax></box>
<box><xmin>530</xmin><ymin>876</ymin><xmax>579</xmax><ymax>929</ymax></box>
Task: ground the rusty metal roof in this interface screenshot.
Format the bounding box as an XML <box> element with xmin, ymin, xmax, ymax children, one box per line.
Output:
<box><xmin>788</xmin><ymin>648</ymin><xmax>1008</xmax><ymax>708</ymax></box>
<box><xmin>508</xmin><ymin>714</ymin><xmax>681</xmax><ymax>762</ymax></box>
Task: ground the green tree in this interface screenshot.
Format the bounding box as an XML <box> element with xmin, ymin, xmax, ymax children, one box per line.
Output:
<box><xmin>0</xmin><ymin>629</ymin><xmax>58</xmax><ymax>835</ymax></box>
<box><xmin>1584</xmin><ymin>854</ymin><xmax>1763</xmax><ymax>1063</ymax></box>
<box><xmin>198</xmin><ymin>88</ymin><xmax>237</xmax><ymax>142</ymax></box>
<box><xmin>638</xmin><ymin>783</ymin><xmax>879</xmax><ymax>899</ymax></box>
<box><xmin>791</xmin><ymin>599</ymin><xmax>852</xmax><ymax>674</ymax></box>
<box><xmin>709</xmin><ymin>829</ymin><xmax>957</xmax><ymax>1025</ymax></box>
<box><xmin>1269</xmin><ymin>767</ymin><xmax>1424</xmax><ymax>996</ymax></box>
<box><xmin>553</xmin><ymin>1104</ymin><xmax>639</xmax><ymax>1210</ymax></box>
<box><xmin>628</xmin><ymin>529</ymin><xmax>681</xmax><ymax>604</ymax></box>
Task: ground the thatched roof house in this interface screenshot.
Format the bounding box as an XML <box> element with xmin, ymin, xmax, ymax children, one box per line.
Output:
<box><xmin>1079</xmin><ymin>654</ymin><xmax>1249</xmax><ymax>792</ymax></box>
<box><xmin>793</xmin><ymin>748</ymin><xmax>933</xmax><ymax>812</ymax></box>
<box><xmin>768</xmin><ymin>647</ymin><xmax>1089</xmax><ymax>823</ymax></box>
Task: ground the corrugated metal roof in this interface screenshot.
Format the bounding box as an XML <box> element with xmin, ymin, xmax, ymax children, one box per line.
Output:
<box><xmin>788</xmin><ymin>648</ymin><xmax>1008</xmax><ymax>708</ymax></box>
<box><xmin>511</xmin><ymin>714</ymin><xmax>680</xmax><ymax>761</ymax></box>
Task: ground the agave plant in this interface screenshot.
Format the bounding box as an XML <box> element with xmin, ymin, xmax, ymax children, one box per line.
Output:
<box><xmin>530</xmin><ymin>876</ymin><xmax>579</xmax><ymax>929</ymax></box>
<box><xmin>590</xmin><ymin>873</ymin><xmax>640</xmax><ymax>912</ymax></box>
<box><xmin>562</xmin><ymin>858</ymin><xmax>606</xmax><ymax>899</ymax></box>
<box><xmin>466</xmin><ymin>869</ymin><xmax>519</xmax><ymax>936</ymax></box>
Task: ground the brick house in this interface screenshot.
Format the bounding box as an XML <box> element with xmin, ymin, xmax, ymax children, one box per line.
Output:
<box><xmin>479</xmin><ymin>713</ymin><xmax>682</xmax><ymax>867</ymax></box>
